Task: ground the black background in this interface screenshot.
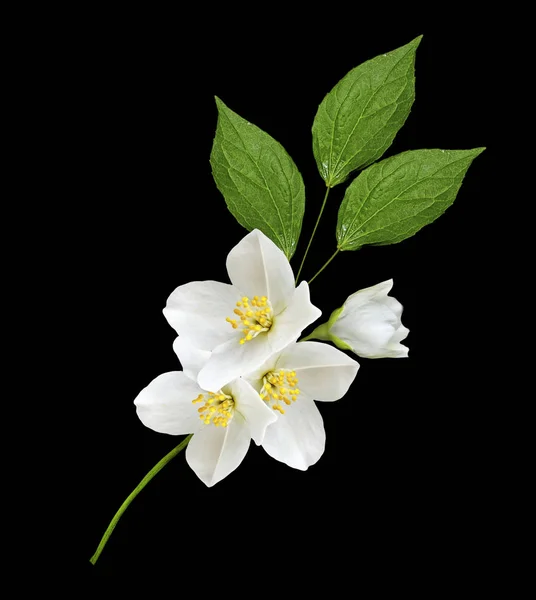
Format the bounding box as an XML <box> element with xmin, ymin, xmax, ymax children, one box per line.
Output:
<box><xmin>62</xmin><ymin>15</ymin><xmax>496</xmax><ymax>588</ymax></box>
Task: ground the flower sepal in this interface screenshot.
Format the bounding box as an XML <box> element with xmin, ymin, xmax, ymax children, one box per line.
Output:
<box><xmin>302</xmin><ymin>306</ymin><xmax>354</xmax><ymax>351</ymax></box>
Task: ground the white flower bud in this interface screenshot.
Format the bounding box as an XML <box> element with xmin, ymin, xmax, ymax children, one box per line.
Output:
<box><xmin>306</xmin><ymin>280</ymin><xmax>409</xmax><ymax>358</ymax></box>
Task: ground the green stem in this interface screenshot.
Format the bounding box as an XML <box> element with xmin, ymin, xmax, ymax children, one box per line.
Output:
<box><xmin>89</xmin><ymin>434</ymin><xmax>192</xmax><ymax>565</ymax></box>
<box><xmin>300</xmin><ymin>323</ymin><xmax>330</xmax><ymax>342</ymax></box>
<box><xmin>308</xmin><ymin>249</ymin><xmax>340</xmax><ymax>285</ymax></box>
<box><xmin>295</xmin><ymin>186</ymin><xmax>330</xmax><ymax>284</ymax></box>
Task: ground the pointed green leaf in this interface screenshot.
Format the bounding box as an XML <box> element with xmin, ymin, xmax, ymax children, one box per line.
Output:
<box><xmin>336</xmin><ymin>148</ymin><xmax>485</xmax><ymax>251</ymax></box>
<box><xmin>210</xmin><ymin>98</ymin><xmax>305</xmax><ymax>259</ymax></box>
<box><xmin>312</xmin><ymin>36</ymin><xmax>422</xmax><ymax>188</ymax></box>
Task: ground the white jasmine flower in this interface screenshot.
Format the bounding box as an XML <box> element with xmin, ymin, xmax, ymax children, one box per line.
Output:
<box><xmin>134</xmin><ymin>337</ymin><xmax>276</xmax><ymax>487</ymax></box>
<box><xmin>305</xmin><ymin>280</ymin><xmax>409</xmax><ymax>358</ymax></box>
<box><xmin>246</xmin><ymin>341</ymin><xmax>359</xmax><ymax>470</ymax></box>
<box><xmin>163</xmin><ymin>229</ymin><xmax>321</xmax><ymax>392</ymax></box>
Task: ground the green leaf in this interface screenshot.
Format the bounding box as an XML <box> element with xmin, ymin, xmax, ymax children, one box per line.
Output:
<box><xmin>336</xmin><ymin>148</ymin><xmax>485</xmax><ymax>251</ymax></box>
<box><xmin>210</xmin><ymin>97</ymin><xmax>305</xmax><ymax>259</ymax></box>
<box><xmin>312</xmin><ymin>36</ymin><xmax>422</xmax><ymax>188</ymax></box>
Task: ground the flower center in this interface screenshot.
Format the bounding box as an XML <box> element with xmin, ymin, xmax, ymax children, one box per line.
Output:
<box><xmin>192</xmin><ymin>391</ymin><xmax>235</xmax><ymax>427</ymax></box>
<box><xmin>226</xmin><ymin>296</ymin><xmax>274</xmax><ymax>345</ymax></box>
<box><xmin>259</xmin><ymin>370</ymin><xmax>300</xmax><ymax>415</ymax></box>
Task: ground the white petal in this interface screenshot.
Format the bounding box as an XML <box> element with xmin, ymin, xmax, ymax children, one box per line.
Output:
<box><xmin>268</xmin><ymin>281</ymin><xmax>321</xmax><ymax>350</ymax></box>
<box><xmin>197</xmin><ymin>333</ymin><xmax>272</xmax><ymax>392</ymax></box>
<box><xmin>331</xmin><ymin>301</ymin><xmax>398</xmax><ymax>357</ymax></box>
<box><xmin>383</xmin><ymin>295</ymin><xmax>403</xmax><ymax>319</ymax></box>
<box><xmin>243</xmin><ymin>351</ymin><xmax>280</xmax><ymax>390</ymax></box>
<box><xmin>276</xmin><ymin>341</ymin><xmax>359</xmax><ymax>401</ymax></box>
<box><xmin>384</xmin><ymin>343</ymin><xmax>409</xmax><ymax>358</ymax></box>
<box><xmin>385</xmin><ymin>325</ymin><xmax>410</xmax><ymax>357</ymax></box>
<box><xmin>391</xmin><ymin>324</ymin><xmax>409</xmax><ymax>344</ymax></box>
<box><xmin>262</xmin><ymin>398</ymin><xmax>325</xmax><ymax>470</ymax></box>
<box><xmin>172</xmin><ymin>337</ymin><xmax>211</xmax><ymax>380</ymax></box>
<box><xmin>346</xmin><ymin>279</ymin><xmax>393</xmax><ymax>306</ymax></box>
<box><xmin>134</xmin><ymin>372</ymin><xmax>203</xmax><ymax>435</ymax></box>
<box><xmin>336</xmin><ymin>280</ymin><xmax>396</xmax><ymax>324</ymax></box>
<box><xmin>186</xmin><ymin>414</ymin><xmax>250</xmax><ymax>487</ymax></box>
<box><xmin>163</xmin><ymin>281</ymin><xmax>239</xmax><ymax>351</ymax></box>
<box><xmin>226</xmin><ymin>229</ymin><xmax>294</xmax><ymax>314</ymax></box>
<box><xmin>229</xmin><ymin>377</ymin><xmax>277</xmax><ymax>445</ymax></box>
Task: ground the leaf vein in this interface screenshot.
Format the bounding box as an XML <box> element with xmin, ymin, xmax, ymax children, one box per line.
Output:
<box><xmin>339</xmin><ymin>155</ymin><xmax>473</xmax><ymax>246</ymax></box>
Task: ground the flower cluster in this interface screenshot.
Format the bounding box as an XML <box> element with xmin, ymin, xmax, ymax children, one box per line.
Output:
<box><xmin>134</xmin><ymin>229</ymin><xmax>408</xmax><ymax>486</ymax></box>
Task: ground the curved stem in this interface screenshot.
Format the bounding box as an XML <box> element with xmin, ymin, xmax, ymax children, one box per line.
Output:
<box><xmin>295</xmin><ymin>187</ymin><xmax>330</xmax><ymax>284</ymax></box>
<box><xmin>308</xmin><ymin>249</ymin><xmax>340</xmax><ymax>285</ymax></box>
<box><xmin>89</xmin><ymin>434</ymin><xmax>192</xmax><ymax>565</ymax></box>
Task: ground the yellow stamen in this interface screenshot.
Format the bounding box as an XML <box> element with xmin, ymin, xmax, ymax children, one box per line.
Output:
<box><xmin>226</xmin><ymin>294</ymin><xmax>274</xmax><ymax>344</ymax></box>
<box><xmin>193</xmin><ymin>390</ymin><xmax>235</xmax><ymax>428</ymax></box>
<box><xmin>259</xmin><ymin>369</ymin><xmax>300</xmax><ymax>416</ymax></box>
